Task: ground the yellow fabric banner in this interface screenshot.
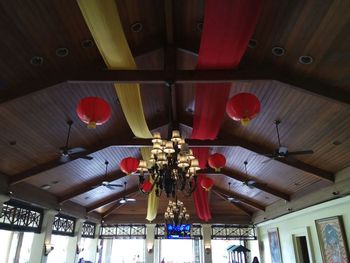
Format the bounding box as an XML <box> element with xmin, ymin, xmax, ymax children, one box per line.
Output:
<box><xmin>141</xmin><ymin>148</ymin><xmax>159</xmax><ymax>222</ymax></box>
<box><xmin>77</xmin><ymin>0</ymin><xmax>152</xmax><ymax>139</ymax></box>
<box><xmin>78</xmin><ymin>0</ymin><xmax>157</xmax><ymax>220</ymax></box>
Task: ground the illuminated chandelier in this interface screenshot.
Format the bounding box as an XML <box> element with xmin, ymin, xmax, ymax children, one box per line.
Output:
<box><xmin>137</xmin><ymin>130</ymin><xmax>200</xmax><ymax>197</ymax></box>
<box><xmin>164</xmin><ymin>199</ymin><xmax>189</xmax><ymax>225</ymax></box>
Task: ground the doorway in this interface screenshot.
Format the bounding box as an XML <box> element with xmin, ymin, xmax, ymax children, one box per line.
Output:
<box><xmin>295</xmin><ymin>236</ymin><xmax>310</xmax><ymax>263</ymax></box>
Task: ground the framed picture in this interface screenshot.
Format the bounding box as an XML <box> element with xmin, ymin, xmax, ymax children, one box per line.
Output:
<box><xmin>315</xmin><ymin>216</ymin><xmax>349</xmax><ymax>263</ymax></box>
<box><xmin>268</xmin><ymin>227</ymin><xmax>283</xmax><ymax>263</ymax></box>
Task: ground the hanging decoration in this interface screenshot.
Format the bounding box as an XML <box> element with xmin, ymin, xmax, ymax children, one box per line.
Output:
<box><xmin>191</xmin><ymin>0</ymin><xmax>263</xmax><ymax>221</ymax></box>
<box><xmin>120</xmin><ymin>157</ymin><xmax>139</xmax><ymax>175</ymax></box>
<box><xmin>76</xmin><ymin>97</ymin><xmax>111</xmax><ymax>129</ymax></box>
<box><xmin>226</xmin><ymin>93</ymin><xmax>261</xmax><ymax>126</ymax></box>
<box><xmin>208</xmin><ymin>153</ymin><xmax>226</xmax><ymax>172</ymax></box>
<box><xmin>200</xmin><ymin>177</ymin><xmax>214</xmax><ymax>191</ymax></box>
<box><xmin>141</xmin><ymin>180</ymin><xmax>153</xmax><ymax>193</ymax></box>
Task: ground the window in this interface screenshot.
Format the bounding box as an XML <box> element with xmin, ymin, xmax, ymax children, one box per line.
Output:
<box><xmin>110</xmin><ymin>239</ymin><xmax>145</xmax><ymax>263</ymax></box>
<box><xmin>0</xmin><ymin>229</ymin><xmax>34</xmax><ymax>263</ymax></box>
<box><xmin>47</xmin><ymin>235</ymin><xmax>70</xmax><ymax>263</ymax></box>
<box><xmin>160</xmin><ymin>239</ymin><xmax>199</xmax><ymax>263</ymax></box>
<box><xmin>211</xmin><ymin>239</ymin><xmax>241</xmax><ymax>263</ymax></box>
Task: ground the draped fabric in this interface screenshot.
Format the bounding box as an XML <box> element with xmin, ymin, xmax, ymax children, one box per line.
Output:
<box><xmin>141</xmin><ymin>148</ymin><xmax>159</xmax><ymax>222</ymax></box>
<box><xmin>78</xmin><ymin>0</ymin><xmax>157</xmax><ymax>221</ymax></box>
<box><xmin>77</xmin><ymin>0</ymin><xmax>152</xmax><ymax>139</ymax></box>
<box><xmin>192</xmin><ymin>0</ymin><xmax>263</xmax><ymax>221</ymax></box>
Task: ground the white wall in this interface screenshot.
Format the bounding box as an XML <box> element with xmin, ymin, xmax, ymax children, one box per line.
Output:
<box><xmin>257</xmin><ymin>195</ymin><xmax>350</xmax><ymax>263</ymax></box>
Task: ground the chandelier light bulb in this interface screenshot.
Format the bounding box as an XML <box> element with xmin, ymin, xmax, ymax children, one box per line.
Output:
<box><xmin>152</xmin><ymin>132</ymin><xmax>162</xmax><ymax>143</ymax></box>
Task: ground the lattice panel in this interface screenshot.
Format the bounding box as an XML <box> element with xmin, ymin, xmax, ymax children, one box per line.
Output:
<box><xmin>52</xmin><ymin>215</ymin><xmax>75</xmax><ymax>236</ymax></box>
<box><xmin>191</xmin><ymin>224</ymin><xmax>202</xmax><ymax>239</ymax></box>
<box><xmin>100</xmin><ymin>224</ymin><xmax>146</xmax><ymax>239</ymax></box>
<box><xmin>0</xmin><ymin>201</ymin><xmax>43</xmax><ymax>233</ymax></box>
<box><xmin>155</xmin><ymin>224</ymin><xmax>166</xmax><ymax>239</ymax></box>
<box><xmin>82</xmin><ymin>222</ymin><xmax>96</xmax><ymax>238</ymax></box>
<box><xmin>211</xmin><ymin>225</ymin><xmax>256</xmax><ymax>240</ymax></box>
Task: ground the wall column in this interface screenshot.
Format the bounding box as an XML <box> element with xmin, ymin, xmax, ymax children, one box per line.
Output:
<box><xmin>29</xmin><ymin>209</ymin><xmax>58</xmax><ymax>263</ymax></box>
<box><xmin>145</xmin><ymin>224</ymin><xmax>155</xmax><ymax>263</ymax></box>
<box><xmin>0</xmin><ymin>194</ymin><xmax>10</xmax><ymax>214</ymax></box>
<box><xmin>202</xmin><ymin>224</ymin><xmax>212</xmax><ymax>263</ymax></box>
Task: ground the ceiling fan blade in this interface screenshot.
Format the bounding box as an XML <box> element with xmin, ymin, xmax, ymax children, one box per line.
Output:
<box><xmin>108</xmin><ymin>184</ymin><xmax>123</xmax><ymax>187</ymax></box>
<box><xmin>106</xmin><ymin>185</ymin><xmax>116</xmax><ymax>190</ymax></box>
<box><xmin>262</xmin><ymin>157</ymin><xmax>275</xmax><ymax>164</ymax></box>
<box><xmin>126</xmin><ymin>198</ymin><xmax>136</xmax><ymax>202</ymax></box>
<box><xmin>227</xmin><ymin>197</ymin><xmax>240</xmax><ymax>203</ymax></box>
<box><xmin>80</xmin><ymin>155</ymin><xmax>93</xmax><ymax>160</ymax></box>
<box><xmin>67</xmin><ymin>147</ymin><xmax>87</xmax><ymax>154</ymax></box>
<box><xmin>288</xmin><ymin>150</ymin><xmax>314</xmax><ymax>156</ymax></box>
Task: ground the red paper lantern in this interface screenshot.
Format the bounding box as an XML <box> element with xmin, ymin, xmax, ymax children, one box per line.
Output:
<box><xmin>141</xmin><ymin>180</ymin><xmax>153</xmax><ymax>193</ymax></box>
<box><xmin>226</xmin><ymin>93</ymin><xmax>260</xmax><ymax>126</ymax></box>
<box><xmin>208</xmin><ymin>153</ymin><xmax>226</xmax><ymax>172</ymax></box>
<box><xmin>120</xmin><ymin>157</ymin><xmax>139</xmax><ymax>175</ymax></box>
<box><xmin>76</xmin><ymin>97</ymin><xmax>111</xmax><ymax>129</ymax></box>
<box><xmin>201</xmin><ymin>177</ymin><xmax>214</xmax><ymax>191</ymax></box>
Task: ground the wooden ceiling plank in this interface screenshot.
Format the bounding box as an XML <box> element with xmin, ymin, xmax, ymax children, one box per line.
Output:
<box><xmin>203</xmin><ymin>168</ymin><xmax>290</xmax><ymax>201</ymax></box>
<box><xmin>102</xmin><ymin>203</ymin><xmax>126</xmax><ymax>219</ymax></box>
<box><xmin>58</xmin><ymin>170</ymin><xmax>126</xmax><ymax>203</ymax></box>
<box><xmin>87</xmin><ymin>186</ymin><xmax>139</xmax><ymax>213</ymax></box>
<box><xmin>9</xmin><ymin>119</ymin><xmax>168</xmax><ymax>185</ymax></box>
<box><xmin>212</xmin><ymin>189</ymin><xmax>253</xmax><ymax>216</ymax></box>
<box><xmin>180</xmin><ymin>119</ymin><xmax>334</xmax><ymax>182</ymax></box>
<box><xmin>213</xmin><ymin>186</ymin><xmax>265</xmax><ymax>211</ymax></box>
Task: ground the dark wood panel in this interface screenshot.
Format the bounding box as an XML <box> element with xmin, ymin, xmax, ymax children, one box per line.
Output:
<box><xmin>242</xmin><ymin>0</ymin><xmax>350</xmax><ymax>92</ymax></box>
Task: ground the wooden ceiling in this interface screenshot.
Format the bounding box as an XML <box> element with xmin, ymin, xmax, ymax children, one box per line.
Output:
<box><xmin>0</xmin><ymin>0</ymin><xmax>349</xmax><ymax>225</ymax></box>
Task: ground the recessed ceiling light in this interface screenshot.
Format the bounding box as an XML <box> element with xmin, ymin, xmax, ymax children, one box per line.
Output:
<box><xmin>248</xmin><ymin>39</ymin><xmax>258</xmax><ymax>49</ymax></box>
<box><xmin>298</xmin><ymin>55</ymin><xmax>314</xmax><ymax>65</ymax></box>
<box><xmin>130</xmin><ymin>22</ymin><xmax>143</xmax><ymax>33</ymax></box>
<box><xmin>81</xmin><ymin>39</ymin><xmax>94</xmax><ymax>49</ymax></box>
<box><xmin>271</xmin><ymin>46</ymin><xmax>285</xmax><ymax>57</ymax></box>
<box><xmin>30</xmin><ymin>56</ymin><xmax>44</xmax><ymax>66</ymax></box>
<box><xmin>40</xmin><ymin>184</ymin><xmax>51</xmax><ymax>190</ymax></box>
<box><xmin>55</xmin><ymin>47</ymin><xmax>69</xmax><ymax>57</ymax></box>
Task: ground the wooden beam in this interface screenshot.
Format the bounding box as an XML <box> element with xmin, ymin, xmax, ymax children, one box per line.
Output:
<box><xmin>212</xmin><ymin>190</ymin><xmax>253</xmax><ymax>216</ymax></box>
<box><xmin>180</xmin><ymin>119</ymin><xmax>335</xmax><ymax>182</ymax></box>
<box><xmin>58</xmin><ymin>170</ymin><xmax>127</xmax><ymax>203</ymax></box>
<box><xmin>213</xmin><ymin>186</ymin><xmax>265</xmax><ymax>211</ymax></box>
<box><xmin>87</xmin><ymin>186</ymin><xmax>139</xmax><ymax>213</ymax></box>
<box><xmin>203</xmin><ymin>168</ymin><xmax>290</xmax><ymax>201</ymax></box>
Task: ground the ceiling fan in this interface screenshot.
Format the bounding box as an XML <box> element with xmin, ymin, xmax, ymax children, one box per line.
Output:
<box><xmin>242</xmin><ymin>161</ymin><xmax>257</xmax><ymax>189</ymax></box>
<box><xmin>119</xmin><ymin>182</ymin><xmax>136</xmax><ymax>204</ymax></box>
<box><xmin>59</xmin><ymin>120</ymin><xmax>93</xmax><ymax>163</ymax></box>
<box><xmin>225</xmin><ymin>182</ymin><xmax>241</xmax><ymax>203</ymax></box>
<box><xmin>92</xmin><ymin>161</ymin><xmax>123</xmax><ymax>190</ymax></box>
<box><xmin>262</xmin><ymin>120</ymin><xmax>313</xmax><ymax>163</ymax></box>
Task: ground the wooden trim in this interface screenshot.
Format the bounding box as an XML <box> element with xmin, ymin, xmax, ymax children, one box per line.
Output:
<box><xmin>212</xmin><ymin>186</ymin><xmax>265</xmax><ymax>211</ymax></box>
<box><xmin>86</xmin><ymin>186</ymin><xmax>139</xmax><ymax>213</ymax></box>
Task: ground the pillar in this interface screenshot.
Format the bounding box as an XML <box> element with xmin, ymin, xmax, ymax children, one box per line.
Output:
<box><xmin>145</xmin><ymin>224</ymin><xmax>155</xmax><ymax>263</ymax></box>
<box><xmin>29</xmin><ymin>209</ymin><xmax>58</xmax><ymax>263</ymax></box>
<box><xmin>0</xmin><ymin>194</ymin><xmax>10</xmax><ymax>214</ymax></box>
<box><xmin>202</xmin><ymin>224</ymin><xmax>212</xmax><ymax>263</ymax></box>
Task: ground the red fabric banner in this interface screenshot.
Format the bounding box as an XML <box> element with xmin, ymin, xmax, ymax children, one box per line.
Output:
<box><xmin>192</xmin><ymin>0</ymin><xmax>263</xmax><ymax>221</ymax></box>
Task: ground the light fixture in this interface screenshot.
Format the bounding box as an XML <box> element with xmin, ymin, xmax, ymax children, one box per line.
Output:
<box><xmin>147</xmin><ymin>243</ymin><xmax>154</xmax><ymax>253</ymax></box>
<box><xmin>205</xmin><ymin>243</ymin><xmax>211</xmax><ymax>254</ymax></box>
<box><xmin>164</xmin><ymin>199</ymin><xmax>190</xmax><ymax>226</ymax></box>
<box><xmin>44</xmin><ymin>244</ymin><xmax>54</xmax><ymax>256</ymax></box>
<box><xmin>137</xmin><ymin>130</ymin><xmax>200</xmax><ymax>197</ymax></box>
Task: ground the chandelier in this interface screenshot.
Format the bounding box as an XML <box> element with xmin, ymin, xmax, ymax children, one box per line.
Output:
<box><xmin>137</xmin><ymin>130</ymin><xmax>200</xmax><ymax>197</ymax></box>
<box><xmin>164</xmin><ymin>199</ymin><xmax>189</xmax><ymax>225</ymax></box>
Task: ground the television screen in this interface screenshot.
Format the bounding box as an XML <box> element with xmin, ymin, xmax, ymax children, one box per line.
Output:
<box><xmin>166</xmin><ymin>224</ymin><xmax>191</xmax><ymax>239</ymax></box>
